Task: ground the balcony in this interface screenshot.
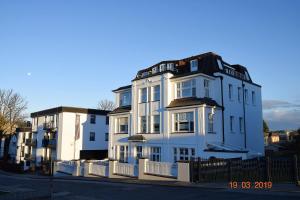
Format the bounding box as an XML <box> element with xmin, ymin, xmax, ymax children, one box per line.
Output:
<box><xmin>24</xmin><ymin>154</ymin><xmax>35</xmax><ymax>161</ymax></box>
<box><xmin>42</xmin><ymin>138</ymin><xmax>56</xmax><ymax>149</ymax></box>
<box><xmin>25</xmin><ymin>139</ymin><xmax>37</xmax><ymax>147</ymax></box>
<box><xmin>43</xmin><ymin>122</ymin><xmax>57</xmax><ymax>132</ymax></box>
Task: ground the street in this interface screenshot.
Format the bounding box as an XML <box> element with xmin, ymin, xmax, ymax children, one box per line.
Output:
<box><xmin>0</xmin><ymin>173</ymin><xmax>300</xmax><ymax>200</ymax></box>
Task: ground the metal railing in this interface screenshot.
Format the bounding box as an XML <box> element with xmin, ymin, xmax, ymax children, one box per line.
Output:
<box><xmin>56</xmin><ymin>161</ymin><xmax>76</xmax><ymax>175</ymax></box>
<box><xmin>145</xmin><ymin>160</ymin><xmax>177</xmax><ymax>177</ymax></box>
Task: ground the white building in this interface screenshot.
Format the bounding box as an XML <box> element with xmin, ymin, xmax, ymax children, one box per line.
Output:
<box><xmin>30</xmin><ymin>106</ymin><xmax>109</xmax><ymax>166</ymax></box>
<box><xmin>109</xmin><ymin>52</ymin><xmax>264</xmax><ymax>165</ymax></box>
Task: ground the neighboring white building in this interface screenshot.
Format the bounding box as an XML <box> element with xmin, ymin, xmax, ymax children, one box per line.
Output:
<box><xmin>13</xmin><ymin>127</ymin><xmax>35</xmax><ymax>170</ymax></box>
<box><xmin>109</xmin><ymin>52</ymin><xmax>264</xmax><ymax>164</ymax></box>
<box><xmin>30</xmin><ymin>106</ymin><xmax>109</xmax><ymax>166</ymax></box>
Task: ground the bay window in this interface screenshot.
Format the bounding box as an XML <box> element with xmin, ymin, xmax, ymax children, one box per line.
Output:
<box><xmin>119</xmin><ymin>91</ymin><xmax>130</xmax><ymax>106</ymax></box>
<box><xmin>152</xmin><ymin>85</ymin><xmax>160</xmax><ymax>101</ymax></box>
<box><xmin>176</xmin><ymin>79</ymin><xmax>196</xmax><ymax>98</ymax></box>
<box><xmin>152</xmin><ymin>115</ymin><xmax>160</xmax><ymax>133</ymax></box>
<box><xmin>208</xmin><ymin>113</ymin><xmax>214</xmax><ymax>133</ymax></box>
<box><xmin>140</xmin><ymin>116</ymin><xmax>147</xmax><ymax>133</ymax></box>
<box><xmin>140</xmin><ymin>88</ymin><xmax>147</xmax><ymax>103</ymax></box>
<box><xmin>174</xmin><ymin>112</ymin><xmax>194</xmax><ymax>132</ymax></box>
<box><xmin>150</xmin><ymin>147</ymin><xmax>161</xmax><ymax>162</ymax></box>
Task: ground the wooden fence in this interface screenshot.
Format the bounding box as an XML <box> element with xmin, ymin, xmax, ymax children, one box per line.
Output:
<box><xmin>190</xmin><ymin>155</ymin><xmax>300</xmax><ymax>183</ymax></box>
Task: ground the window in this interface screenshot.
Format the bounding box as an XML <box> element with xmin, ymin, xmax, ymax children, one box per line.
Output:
<box><xmin>167</xmin><ymin>63</ymin><xmax>174</xmax><ymax>71</ymax></box>
<box><xmin>176</xmin><ymin>79</ymin><xmax>196</xmax><ymax>98</ymax></box>
<box><xmin>150</xmin><ymin>147</ymin><xmax>161</xmax><ymax>162</ymax></box>
<box><xmin>140</xmin><ymin>88</ymin><xmax>147</xmax><ymax>103</ymax></box>
<box><xmin>204</xmin><ymin>79</ymin><xmax>210</xmax><ymax>98</ymax></box>
<box><xmin>152</xmin><ymin>85</ymin><xmax>160</xmax><ymax>101</ymax></box>
<box><xmin>118</xmin><ymin>117</ymin><xmax>128</xmax><ymax>133</ymax></box>
<box><xmin>152</xmin><ymin>66</ymin><xmax>158</xmax><ymax>74</ymax></box>
<box><xmin>174</xmin><ymin>112</ymin><xmax>194</xmax><ymax>132</ymax></box>
<box><xmin>105</xmin><ymin>133</ymin><xmax>109</xmax><ymax>141</ymax></box>
<box><xmin>238</xmin><ymin>87</ymin><xmax>242</xmax><ymax>102</ymax></box>
<box><xmin>136</xmin><ymin>146</ymin><xmax>143</xmax><ymax>164</ymax></box>
<box><xmin>119</xmin><ymin>145</ymin><xmax>128</xmax><ymax>163</ymax></box>
<box><xmin>230</xmin><ymin>116</ymin><xmax>234</xmax><ymax>133</ymax></box>
<box><xmin>208</xmin><ymin>113</ymin><xmax>214</xmax><ymax>133</ymax></box>
<box><xmin>239</xmin><ymin>117</ymin><xmax>244</xmax><ymax>133</ymax></box>
<box><xmin>229</xmin><ymin>84</ymin><xmax>233</xmax><ymax>100</ymax></box>
<box><xmin>89</xmin><ymin>132</ymin><xmax>95</xmax><ymax>141</ymax></box>
<box><xmin>190</xmin><ymin>59</ymin><xmax>198</xmax><ymax>72</ymax></box>
<box><xmin>152</xmin><ymin>115</ymin><xmax>160</xmax><ymax>133</ymax></box>
<box><xmin>140</xmin><ymin>116</ymin><xmax>147</xmax><ymax>133</ymax></box>
<box><xmin>173</xmin><ymin>147</ymin><xmax>195</xmax><ymax>162</ymax></box>
<box><xmin>90</xmin><ymin>114</ymin><xmax>96</xmax><ymax>124</ymax></box>
<box><xmin>159</xmin><ymin>64</ymin><xmax>166</xmax><ymax>72</ymax></box>
<box><xmin>245</xmin><ymin>89</ymin><xmax>249</xmax><ymax>104</ymax></box>
<box><xmin>252</xmin><ymin>91</ymin><xmax>256</xmax><ymax>105</ymax></box>
<box><xmin>106</xmin><ymin>116</ymin><xmax>109</xmax><ymax>125</ymax></box>
<box><xmin>120</xmin><ymin>91</ymin><xmax>130</xmax><ymax>106</ymax></box>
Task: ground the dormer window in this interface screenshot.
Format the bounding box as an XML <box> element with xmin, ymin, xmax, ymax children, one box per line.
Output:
<box><xmin>159</xmin><ymin>64</ymin><xmax>166</xmax><ymax>72</ymax></box>
<box><xmin>190</xmin><ymin>59</ymin><xmax>198</xmax><ymax>72</ymax></box>
<box><xmin>141</xmin><ymin>71</ymin><xmax>149</xmax><ymax>77</ymax></box>
<box><xmin>167</xmin><ymin>63</ymin><xmax>174</xmax><ymax>71</ymax></box>
<box><xmin>152</xmin><ymin>67</ymin><xmax>158</xmax><ymax>74</ymax></box>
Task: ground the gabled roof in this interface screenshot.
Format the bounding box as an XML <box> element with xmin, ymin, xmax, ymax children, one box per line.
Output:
<box><xmin>109</xmin><ymin>105</ymin><xmax>131</xmax><ymax>114</ymax></box>
<box><xmin>166</xmin><ymin>97</ymin><xmax>222</xmax><ymax>109</ymax></box>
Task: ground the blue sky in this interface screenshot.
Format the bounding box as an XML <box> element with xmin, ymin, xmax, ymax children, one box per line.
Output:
<box><xmin>0</xmin><ymin>0</ymin><xmax>299</xmax><ymax>130</ymax></box>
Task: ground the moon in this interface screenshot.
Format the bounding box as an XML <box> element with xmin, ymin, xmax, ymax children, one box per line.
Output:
<box><xmin>27</xmin><ymin>72</ymin><xmax>31</xmax><ymax>76</ymax></box>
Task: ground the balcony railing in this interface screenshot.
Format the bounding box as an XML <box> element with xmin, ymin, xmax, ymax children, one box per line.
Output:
<box><xmin>43</xmin><ymin>122</ymin><xmax>56</xmax><ymax>132</ymax></box>
<box><xmin>25</xmin><ymin>139</ymin><xmax>37</xmax><ymax>147</ymax></box>
<box><xmin>42</xmin><ymin>138</ymin><xmax>56</xmax><ymax>149</ymax></box>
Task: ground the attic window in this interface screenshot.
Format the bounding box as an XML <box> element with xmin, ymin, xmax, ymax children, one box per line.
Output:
<box><xmin>190</xmin><ymin>59</ymin><xmax>198</xmax><ymax>72</ymax></box>
<box><xmin>245</xmin><ymin>71</ymin><xmax>250</xmax><ymax>81</ymax></box>
<box><xmin>142</xmin><ymin>71</ymin><xmax>149</xmax><ymax>77</ymax></box>
<box><xmin>167</xmin><ymin>63</ymin><xmax>174</xmax><ymax>71</ymax></box>
<box><xmin>159</xmin><ymin>64</ymin><xmax>166</xmax><ymax>72</ymax></box>
<box><xmin>152</xmin><ymin>67</ymin><xmax>158</xmax><ymax>74</ymax></box>
<box><xmin>217</xmin><ymin>59</ymin><xmax>223</xmax><ymax>70</ymax></box>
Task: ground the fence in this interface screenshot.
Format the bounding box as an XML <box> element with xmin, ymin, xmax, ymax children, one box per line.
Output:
<box><xmin>145</xmin><ymin>160</ymin><xmax>177</xmax><ymax>177</ymax></box>
<box><xmin>190</xmin><ymin>155</ymin><xmax>300</xmax><ymax>183</ymax></box>
<box><xmin>56</xmin><ymin>161</ymin><xmax>76</xmax><ymax>175</ymax></box>
<box><xmin>89</xmin><ymin>161</ymin><xmax>109</xmax><ymax>177</ymax></box>
<box><xmin>114</xmin><ymin>162</ymin><xmax>137</xmax><ymax>177</ymax></box>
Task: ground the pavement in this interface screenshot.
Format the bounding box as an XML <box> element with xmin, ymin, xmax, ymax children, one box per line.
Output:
<box><xmin>0</xmin><ymin>170</ymin><xmax>300</xmax><ymax>200</ymax></box>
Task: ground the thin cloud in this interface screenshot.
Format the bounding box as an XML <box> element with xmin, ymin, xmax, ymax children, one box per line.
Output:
<box><xmin>262</xmin><ymin>100</ymin><xmax>300</xmax><ymax>110</ymax></box>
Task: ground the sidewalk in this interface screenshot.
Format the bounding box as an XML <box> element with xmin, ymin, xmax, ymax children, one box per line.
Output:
<box><xmin>1</xmin><ymin>170</ymin><xmax>299</xmax><ymax>194</ymax></box>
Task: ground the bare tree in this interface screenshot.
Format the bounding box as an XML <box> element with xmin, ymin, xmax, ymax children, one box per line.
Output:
<box><xmin>0</xmin><ymin>89</ymin><xmax>28</xmax><ymax>160</ymax></box>
<box><xmin>97</xmin><ymin>99</ymin><xmax>116</xmax><ymax>111</ymax></box>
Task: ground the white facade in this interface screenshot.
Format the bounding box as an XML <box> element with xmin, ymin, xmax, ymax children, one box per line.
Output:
<box><xmin>109</xmin><ymin>52</ymin><xmax>264</xmax><ymax>164</ymax></box>
<box><xmin>31</xmin><ymin>107</ymin><xmax>109</xmax><ymax>166</ymax></box>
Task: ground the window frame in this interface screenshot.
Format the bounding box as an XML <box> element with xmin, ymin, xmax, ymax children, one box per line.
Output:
<box><xmin>190</xmin><ymin>59</ymin><xmax>198</xmax><ymax>72</ymax></box>
<box><xmin>117</xmin><ymin>117</ymin><xmax>128</xmax><ymax>134</ymax></box>
<box><xmin>204</xmin><ymin>79</ymin><xmax>210</xmax><ymax>98</ymax></box>
<box><xmin>229</xmin><ymin>84</ymin><xmax>233</xmax><ymax>100</ymax></box>
<box><xmin>150</xmin><ymin>147</ymin><xmax>161</xmax><ymax>162</ymax></box>
<box><xmin>119</xmin><ymin>91</ymin><xmax>130</xmax><ymax>106</ymax></box>
<box><xmin>239</xmin><ymin>117</ymin><xmax>244</xmax><ymax>133</ymax></box>
<box><xmin>152</xmin><ymin>115</ymin><xmax>160</xmax><ymax>133</ymax></box>
<box><xmin>90</xmin><ymin>114</ymin><xmax>96</xmax><ymax>124</ymax></box>
<box><xmin>173</xmin><ymin>112</ymin><xmax>194</xmax><ymax>133</ymax></box>
<box><xmin>140</xmin><ymin>88</ymin><xmax>147</xmax><ymax>103</ymax></box>
<box><xmin>230</xmin><ymin>116</ymin><xmax>234</xmax><ymax>133</ymax></box>
<box><xmin>152</xmin><ymin>85</ymin><xmax>160</xmax><ymax>101</ymax></box>
<box><xmin>176</xmin><ymin>79</ymin><xmax>196</xmax><ymax>99</ymax></box>
<box><xmin>208</xmin><ymin>113</ymin><xmax>214</xmax><ymax>133</ymax></box>
<box><xmin>140</xmin><ymin>116</ymin><xmax>147</xmax><ymax>133</ymax></box>
<box><xmin>89</xmin><ymin>132</ymin><xmax>96</xmax><ymax>141</ymax></box>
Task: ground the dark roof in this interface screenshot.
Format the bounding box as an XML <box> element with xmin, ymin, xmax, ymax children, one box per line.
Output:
<box><xmin>112</xmin><ymin>85</ymin><xmax>132</xmax><ymax>92</ymax></box>
<box><xmin>31</xmin><ymin>106</ymin><xmax>109</xmax><ymax>117</ymax></box>
<box><xmin>166</xmin><ymin>97</ymin><xmax>222</xmax><ymax>109</ymax></box>
<box><xmin>128</xmin><ymin>135</ymin><xmax>146</xmax><ymax>142</ymax></box>
<box><xmin>131</xmin><ymin>52</ymin><xmax>260</xmax><ymax>87</ymax></box>
<box><xmin>109</xmin><ymin>105</ymin><xmax>131</xmax><ymax>114</ymax></box>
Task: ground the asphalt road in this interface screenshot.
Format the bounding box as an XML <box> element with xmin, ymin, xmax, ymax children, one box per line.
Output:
<box><xmin>0</xmin><ymin>173</ymin><xmax>300</xmax><ymax>200</ymax></box>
